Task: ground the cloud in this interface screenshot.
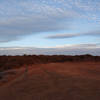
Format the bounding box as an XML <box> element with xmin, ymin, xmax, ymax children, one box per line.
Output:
<box><xmin>0</xmin><ymin>0</ymin><xmax>100</xmax><ymax>43</ymax></box>
<box><xmin>0</xmin><ymin>43</ymin><xmax>100</xmax><ymax>55</ymax></box>
<box><xmin>0</xmin><ymin>1</ymin><xmax>78</xmax><ymax>43</ymax></box>
<box><xmin>46</xmin><ymin>30</ymin><xmax>100</xmax><ymax>39</ymax></box>
<box><xmin>46</xmin><ymin>33</ymin><xmax>80</xmax><ymax>39</ymax></box>
<box><xmin>85</xmin><ymin>30</ymin><xmax>100</xmax><ymax>36</ymax></box>
<box><xmin>0</xmin><ymin>15</ymin><xmax>71</xmax><ymax>43</ymax></box>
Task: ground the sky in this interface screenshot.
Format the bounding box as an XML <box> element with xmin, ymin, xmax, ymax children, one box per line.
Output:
<box><xmin>0</xmin><ymin>0</ymin><xmax>100</xmax><ymax>55</ymax></box>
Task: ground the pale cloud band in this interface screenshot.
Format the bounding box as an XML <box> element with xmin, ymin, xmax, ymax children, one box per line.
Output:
<box><xmin>0</xmin><ymin>43</ymin><xmax>100</xmax><ymax>56</ymax></box>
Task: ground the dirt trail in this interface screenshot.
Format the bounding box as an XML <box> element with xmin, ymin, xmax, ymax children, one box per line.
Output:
<box><xmin>0</xmin><ymin>62</ymin><xmax>100</xmax><ymax>100</ymax></box>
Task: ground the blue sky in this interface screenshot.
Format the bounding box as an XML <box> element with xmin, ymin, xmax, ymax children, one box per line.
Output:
<box><xmin>0</xmin><ymin>0</ymin><xmax>100</xmax><ymax>55</ymax></box>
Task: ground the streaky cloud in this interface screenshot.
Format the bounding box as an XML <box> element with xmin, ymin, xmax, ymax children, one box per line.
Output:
<box><xmin>46</xmin><ymin>33</ymin><xmax>81</xmax><ymax>39</ymax></box>
<box><xmin>46</xmin><ymin>30</ymin><xmax>100</xmax><ymax>39</ymax></box>
<box><xmin>0</xmin><ymin>43</ymin><xmax>100</xmax><ymax>56</ymax></box>
<box><xmin>0</xmin><ymin>0</ymin><xmax>100</xmax><ymax>43</ymax></box>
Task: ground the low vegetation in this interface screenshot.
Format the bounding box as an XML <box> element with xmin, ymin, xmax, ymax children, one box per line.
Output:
<box><xmin>0</xmin><ymin>54</ymin><xmax>100</xmax><ymax>71</ymax></box>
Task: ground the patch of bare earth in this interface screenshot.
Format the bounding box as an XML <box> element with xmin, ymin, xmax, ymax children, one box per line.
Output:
<box><xmin>0</xmin><ymin>62</ymin><xmax>100</xmax><ymax>100</ymax></box>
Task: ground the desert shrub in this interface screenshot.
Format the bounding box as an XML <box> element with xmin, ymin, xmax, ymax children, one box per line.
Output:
<box><xmin>0</xmin><ymin>54</ymin><xmax>100</xmax><ymax>71</ymax></box>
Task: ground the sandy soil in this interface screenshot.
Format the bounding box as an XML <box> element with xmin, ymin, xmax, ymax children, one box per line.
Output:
<box><xmin>0</xmin><ymin>62</ymin><xmax>100</xmax><ymax>100</ymax></box>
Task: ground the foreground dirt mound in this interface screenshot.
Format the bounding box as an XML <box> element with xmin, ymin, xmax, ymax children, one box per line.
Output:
<box><xmin>0</xmin><ymin>62</ymin><xmax>100</xmax><ymax>100</ymax></box>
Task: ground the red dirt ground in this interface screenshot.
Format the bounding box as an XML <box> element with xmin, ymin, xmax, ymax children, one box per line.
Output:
<box><xmin>0</xmin><ymin>62</ymin><xmax>100</xmax><ymax>100</ymax></box>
